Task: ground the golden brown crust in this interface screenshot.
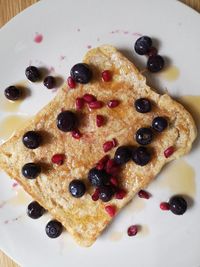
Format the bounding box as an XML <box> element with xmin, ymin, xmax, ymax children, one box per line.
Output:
<box><xmin>0</xmin><ymin>45</ymin><xmax>197</xmax><ymax>246</ymax></box>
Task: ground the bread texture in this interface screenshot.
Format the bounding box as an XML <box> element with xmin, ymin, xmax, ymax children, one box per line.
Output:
<box><xmin>0</xmin><ymin>45</ymin><xmax>197</xmax><ymax>246</ymax></box>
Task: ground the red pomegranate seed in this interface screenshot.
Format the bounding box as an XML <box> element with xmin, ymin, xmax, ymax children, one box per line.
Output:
<box><xmin>51</xmin><ymin>154</ymin><xmax>65</xmax><ymax>165</ymax></box>
<box><xmin>106</xmin><ymin>166</ymin><xmax>119</xmax><ymax>176</ymax></box>
<box><xmin>83</xmin><ymin>93</ymin><xmax>96</xmax><ymax>103</ymax></box>
<box><xmin>110</xmin><ymin>177</ymin><xmax>118</xmax><ymax>186</ymax></box>
<box><xmin>105</xmin><ymin>205</ymin><xmax>116</xmax><ymax>217</ymax></box>
<box><xmin>164</xmin><ymin>146</ymin><xmax>175</xmax><ymax>158</ymax></box>
<box><xmin>147</xmin><ymin>47</ymin><xmax>158</xmax><ymax>57</ymax></box>
<box><xmin>127</xmin><ymin>225</ymin><xmax>138</xmax><ymax>236</ymax></box>
<box><xmin>115</xmin><ymin>189</ymin><xmax>126</xmax><ymax>200</ymax></box>
<box><xmin>103</xmin><ymin>140</ymin><xmax>114</xmax><ymax>152</ymax></box>
<box><xmin>88</xmin><ymin>101</ymin><xmax>103</xmax><ymax>109</ymax></box>
<box><xmin>96</xmin><ymin>162</ymin><xmax>104</xmax><ymax>170</ymax></box>
<box><xmin>71</xmin><ymin>129</ymin><xmax>82</xmax><ymax>139</ymax></box>
<box><xmin>102</xmin><ymin>70</ymin><xmax>112</xmax><ymax>82</ymax></box>
<box><xmin>112</xmin><ymin>138</ymin><xmax>117</xmax><ymax>147</ymax></box>
<box><xmin>107</xmin><ymin>100</ymin><xmax>120</xmax><ymax>108</ymax></box>
<box><xmin>160</xmin><ymin>202</ymin><xmax>170</xmax><ymax>211</ymax></box>
<box><xmin>138</xmin><ymin>190</ymin><xmax>150</xmax><ymax>199</ymax></box>
<box><xmin>96</xmin><ymin>115</ymin><xmax>105</xmax><ymax>127</ymax></box>
<box><xmin>67</xmin><ymin>76</ymin><xmax>76</xmax><ymax>88</ymax></box>
<box><xmin>75</xmin><ymin>97</ymin><xmax>84</xmax><ymax>110</ymax></box>
<box><xmin>96</xmin><ymin>155</ymin><xmax>110</xmax><ymax>170</ymax></box>
<box><xmin>92</xmin><ymin>188</ymin><xmax>100</xmax><ymax>201</ymax></box>
<box><xmin>106</xmin><ymin>159</ymin><xmax>116</xmax><ymax>169</ymax></box>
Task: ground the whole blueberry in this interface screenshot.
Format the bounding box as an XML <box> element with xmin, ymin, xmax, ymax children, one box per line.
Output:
<box><xmin>147</xmin><ymin>55</ymin><xmax>165</xmax><ymax>73</ymax></box>
<box><xmin>4</xmin><ymin>86</ymin><xmax>21</xmax><ymax>101</ymax></box>
<box><xmin>56</xmin><ymin>111</ymin><xmax>77</xmax><ymax>132</ymax></box>
<box><xmin>134</xmin><ymin>98</ymin><xmax>151</xmax><ymax>113</ymax></box>
<box><xmin>132</xmin><ymin>146</ymin><xmax>151</xmax><ymax>166</ymax></box>
<box><xmin>169</xmin><ymin>196</ymin><xmax>187</xmax><ymax>215</ymax></box>
<box><xmin>45</xmin><ymin>220</ymin><xmax>63</xmax><ymax>238</ymax></box>
<box><xmin>99</xmin><ymin>185</ymin><xmax>114</xmax><ymax>202</ymax></box>
<box><xmin>152</xmin><ymin>117</ymin><xmax>168</xmax><ymax>132</ymax></box>
<box><xmin>43</xmin><ymin>76</ymin><xmax>56</xmax><ymax>89</ymax></box>
<box><xmin>69</xmin><ymin>180</ymin><xmax>86</xmax><ymax>198</ymax></box>
<box><xmin>22</xmin><ymin>163</ymin><xmax>41</xmax><ymax>179</ymax></box>
<box><xmin>22</xmin><ymin>131</ymin><xmax>42</xmax><ymax>149</ymax></box>
<box><xmin>70</xmin><ymin>63</ymin><xmax>92</xmax><ymax>84</ymax></box>
<box><xmin>27</xmin><ymin>201</ymin><xmax>45</xmax><ymax>219</ymax></box>
<box><xmin>88</xmin><ymin>168</ymin><xmax>110</xmax><ymax>187</ymax></box>
<box><xmin>114</xmin><ymin>146</ymin><xmax>132</xmax><ymax>165</ymax></box>
<box><xmin>25</xmin><ymin>66</ymin><xmax>40</xmax><ymax>82</ymax></box>
<box><xmin>134</xmin><ymin>36</ymin><xmax>152</xmax><ymax>55</ymax></box>
<box><xmin>135</xmin><ymin>127</ymin><xmax>153</xmax><ymax>145</ymax></box>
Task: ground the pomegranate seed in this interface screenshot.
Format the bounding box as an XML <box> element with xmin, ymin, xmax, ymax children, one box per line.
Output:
<box><xmin>96</xmin><ymin>155</ymin><xmax>110</xmax><ymax>170</ymax></box>
<box><xmin>105</xmin><ymin>205</ymin><xmax>116</xmax><ymax>217</ymax></box>
<box><xmin>106</xmin><ymin>159</ymin><xmax>116</xmax><ymax>169</ymax></box>
<box><xmin>127</xmin><ymin>225</ymin><xmax>138</xmax><ymax>236</ymax></box>
<box><xmin>115</xmin><ymin>189</ymin><xmax>126</xmax><ymax>199</ymax></box>
<box><xmin>83</xmin><ymin>93</ymin><xmax>96</xmax><ymax>103</ymax></box>
<box><xmin>92</xmin><ymin>188</ymin><xmax>100</xmax><ymax>201</ymax></box>
<box><xmin>103</xmin><ymin>140</ymin><xmax>114</xmax><ymax>152</ymax></box>
<box><xmin>160</xmin><ymin>202</ymin><xmax>170</xmax><ymax>211</ymax></box>
<box><xmin>110</xmin><ymin>177</ymin><xmax>118</xmax><ymax>186</ymax></box>
<box><xmin>96</xmin><ymin>115</ymin><xmax>105</xmax><ymax>127</ymax></box>
<box><xmin>138</xmin><ymin>190</ymin><xmax>150</xmax><ymax>199</ymax></box>
<box><xmin>51</xmin><ymin>154</ymin><xmax>65</xmax><ymax>165</ymax></box>
<box><xmin>67</xmin><ymin>76</ymin><xmax>76</xmax><ymax>88</ymax></box>
<box><xmin>112</xmin><ymin>138</ymin><xmax>117</xmax><ymax>147</ymax></box>
<box><xmin>107</xmin><ymin>100</ymin><xmax>120</xmax><ymax>108</ymax></box>
<box><xmin>164</xmin><ymin>146</ymin><xmax>175</xmax><ymax>158</ymax></box>
<box><xmin>96</xmin><ymin>162</ymin><xmax>104</xmax><ymax>170</ymax></box>
<box><xmin>147</xmin><ymin>47</ymin><xmax>158</xmax><ymax>57</ymax></box>
<box><xmin>102</xmin><ymin>70</ymin><xmax>112</xmax><ymax>82</ymax></box>
<box><xmin>71</xmin><ymin>129</ymin><xmax>82</xmax><ymax>139</ymax></box>
<box><xmin>88</xmin><ymin>101</ymin><xmax>103</xmax><ymax>109</ymax></box>
<box><xmin>107</xmin><ymin>166</ymin><xmax>119</xmax><ymax>176</ymax></box>
<box><xmin>75</xmin><ymin>97</ymin><xmax>84</xmax><ymax>110</ymax></box>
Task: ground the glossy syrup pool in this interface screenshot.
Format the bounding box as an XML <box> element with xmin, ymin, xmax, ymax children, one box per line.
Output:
<box><xmin>161</xmin><ymin>65</ymin><xmax>180</xmax><ymax>81</ymax></box>
<box><xmin>9</xmin><ymin>188</ymin><xmax>31</xmax><ymax>206</ymax></box>
<box><xmin>178</xmin><ymin>95</ymin><xmax>200</xmax><ymax>124</ymax></box>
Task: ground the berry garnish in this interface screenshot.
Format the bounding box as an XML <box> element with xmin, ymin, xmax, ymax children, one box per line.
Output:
<box><xmin>138</xmin><ymin>190</ymin><xmax>150</xmax><ymax>199</ymax></box>
<box><xmin>27</xmin><ymin>201</ymin><xmax>45</xmax><ymax>219</ymax></box>
<box><xmin>169</xmin><ymin>196</ymin><xmax>187</xmax><ymax>215</ymax></box>
<box><xmin>147</xmin><ymin>55</ymin><xmax>165</xmax><ymax>72</ymax></box>
<box><xmin>160</xmin><ymin>202</ymin><xmax>170</xmax><ymax>211</ymax></box>
<box><xmin>71</xmin><ymin>129</ymin><xmax>82</xmax><ymax>139</ymax></box>
<box><xmin>114</xmin><ymin>146</ymin><xmax>132</xmax><ymax>165</ymax></box>
<box><xmin>56</xmin><ymin>111</ymin><xmax>77</xmax><ymax>132</ymax></box>
<box><xmin>88</xmin><ymin>168</ymin><xmax>110</xmax><ymax>187</ymax></box>
<box><xmin>115</xmin><ymin>189</ymin><xmax>126</xmax><ymax>199</ymax></box>
<box><xmin>152</xmin><ymin>117</ymin><xmax>168</xmax><ymax>132</ymax></box>
<box><xmin>99</xmin><ymin>185</ymin><xmax>114</xmax><ymax>202</ymax></box>
<box><xmin>45</xmin><ymin>220</ymin><xmax>63</xmax><ymax>238</ymax></box>
<box><xmin>132</xmin><ymin>146</ymin><xmax>151</xmax><ymax>166</ymax></box>
<box><xmin>88</xmin><ymin>101</ymin><xmax>103</xmax><ymax>109</ymax></box>
<box><xmin>43</xmin><ymin>76</ymin><xmax>56</xmax><ymax>89</ymax></box>
<box><xmin>134</xmin><ymin>98</ymin><xmax>151</xmax><ymax>113</ymax></box>
<box><xmin>91</xmin><ymin>188</ymin><xmax>100</xmax><ymax>201</ymax></box>
<box><xmin>25</xmin><ymin>66</ymin><xmax>40</xmax><ymax>82</ymax></box>
<box><xmin>103</xmin><ymin>140</ymin><xmax>114</xmax><ymax>152</ymax></box>
<box><xmin>127</xmin><ymin>225</ymin><xmax>138</xmax><ymax>236</ymax></box>
<box><xmin>51</xmin><ymin>154</ymin><xmax>65</xmax><ymax>165</ymax></box>
<box><xmin>69</xmin><ymin>180</ymin><xmax>86</xmax><ymax>198</ymax></box>
<box><xmin>107</xmin><ymin>100</ymin><xmax>120</xmax><ymax>108</ymax></box>
<box><xmin>4</xmin><ymin>86</ymin><xmax>21</xmax><ymax>101</ymax></box>
<box><xmin>135</xmin><ymin>127</ymin><xmax>153</xmax><ymax>145</ymax></box>
<box><xmin>67</xmin><ymin>76</ymin><xmax>76</xmax><ymax>88</ymax></box>
<box><xmin>83</xmin><ymin>94</ymin><xmax>96</xmax><ymax>103</ymax></box>
<box><xmin>22</xmin><ymin>131</ymin><xmax>42</xmax><ymax>149</ymax></box>
<box><xmin>102</xmin><ymin>70</ymin><xmax>112</xmax><ymax>82</ymax></box>
<box><xmin>70</xmin><ymin>63</ymin><xmax>92</xmax><ymax>84</ymax></box>
<box><xmin>164</xmin><ymin>146</ymin><xmax>174</xmax><ymax>158</ymax></box>
<box><xmin>75</xmin><ymin>97</ymin><xmax>84</xmax><ymax>110</ymax></box>
<box><xmin>105</xmin><ymin>205</ymin><xmax>116</xmax><ymax>217</ymax></box>
<box><xmin>96</xmin><ymin>115</ymin><xmax>105</xmax><ymax>127</ymax></box>
<box><xmin>134</xmin><ymin>36</ymin><xmax>152</xmax><ymax>55</ymax></box>
<box><xmin>22</xmin><ymin>163</ymin><xmax>41</xmax><ymax>179</ymax></box>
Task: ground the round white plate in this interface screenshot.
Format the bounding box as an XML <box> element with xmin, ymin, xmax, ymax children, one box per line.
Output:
<box><xmin>0</xmin><ymin>1</ymin><xmax>200</xmax><ymax>267</ymax></box>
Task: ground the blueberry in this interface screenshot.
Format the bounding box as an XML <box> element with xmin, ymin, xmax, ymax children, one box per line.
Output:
<box><xmin>22</xmin><ymin>131</ymin><xmax>42</xmax><ymax>149</ymax></box>
<box><xmin>134</xmin><ymin>98</ymin><xmax>151</xmax><ymax>113</ymax></box>
<box><xmin>45</xmin><ymin>220</ymin><xmax>63</xmax><ymax>238</ymax></box>
<box><xmin>135</xmin><ymin>127</ymin><xmax>153</xmax><ymax>145</ymax></box>
<box><xmin>69</xmin><ymin>180</ymin><xmax>86</xmax><ymax>198</ymax></box>
<box><xmin>132</xmin><ymin>147</ymin><xmax>151</xmax><ymax>166</ymax></box>
<box><xmin>152</xmin><ymin>117</ymin><xmax>168</xmax><ymax>132</ymax></box>
<box><xmin>25</xmin><ymin>66</ymin><xmax>40</xmax><ymax>82</ymax></box>
<box><xmin>27</xmin><ymin>201</ymin><xmax>45</xmax><ymax>219</ymax></box>
<box><xmin>88</xmin><ymin>168</ymin><xmax>110</xmax><ymax>187</ymax></box>
<box><xmin>22</xmin><ymin>163</ymin><xmax>41</xmax><ymax>179</ymax></box>
<box><xmin>134</xmin><ymin>36</ymin><xmax>152</xmax><ymax>55</ymax></box>
<box><xmin>44</xmin><ymin>76</ymin><xmax>56</xmax><ymax>89</ymax></box>
<box><xmin>114</xmin><ymin>146</ymin><xmax>132</xmax><ymax>165</ymax></box>
<box><xmin>4</xmin><ymin>86</ymin><xmax>21</xmax><ymax>101</ymax></box>
<box><xmin>169</xmin><ymin>196</ymin><xmax>187</xmax><ymax>215</ymax></box>
<box><xmin>56</xmin><ymin>111</ymin><xmax>77</xmax><ymax>132</ymax></box>
<box><xmin>147</xmin><ymin>55</ymin><xmax>165</xmax><ymax>73</ymax></box>
<box><xmin>99</xmin><ymin>185</ymin><xmax>114</xmax><ymax>202</ymax></box>
<box><xmin>70</xmin><ymin>63</ymin><xmax>92</xmax><ymax>84</ymax></box>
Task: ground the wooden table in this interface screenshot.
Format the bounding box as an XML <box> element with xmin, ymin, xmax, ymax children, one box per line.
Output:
<box><xmin>0</xmin><ymin>0</ymin><xmax>199</xmax><ymax>266</ymax></box>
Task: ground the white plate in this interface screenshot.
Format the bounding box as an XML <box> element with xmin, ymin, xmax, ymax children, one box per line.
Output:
<box><xmin>0</xmin><ymin>0</ymin><xmax>200</xmax><ymax>266</ymax></box>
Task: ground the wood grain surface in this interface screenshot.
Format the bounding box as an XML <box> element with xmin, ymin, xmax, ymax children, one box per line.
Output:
<box><xmin>0</xmin><ymin>0</ymin><xmax>199</xmax><ymax>266</ymax></box>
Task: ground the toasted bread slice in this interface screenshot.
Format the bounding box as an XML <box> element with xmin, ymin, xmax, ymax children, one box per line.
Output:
<box><xmin>0</xmin><ymin>45</ymin><xmax>196</xmax><ymax>246</ymax></box>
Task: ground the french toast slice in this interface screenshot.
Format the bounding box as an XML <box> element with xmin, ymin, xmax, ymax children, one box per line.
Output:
<box><xmin>0</xmin><ymin>45</ymin><xmax>196</xmax><ymax>246</ymax></box>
